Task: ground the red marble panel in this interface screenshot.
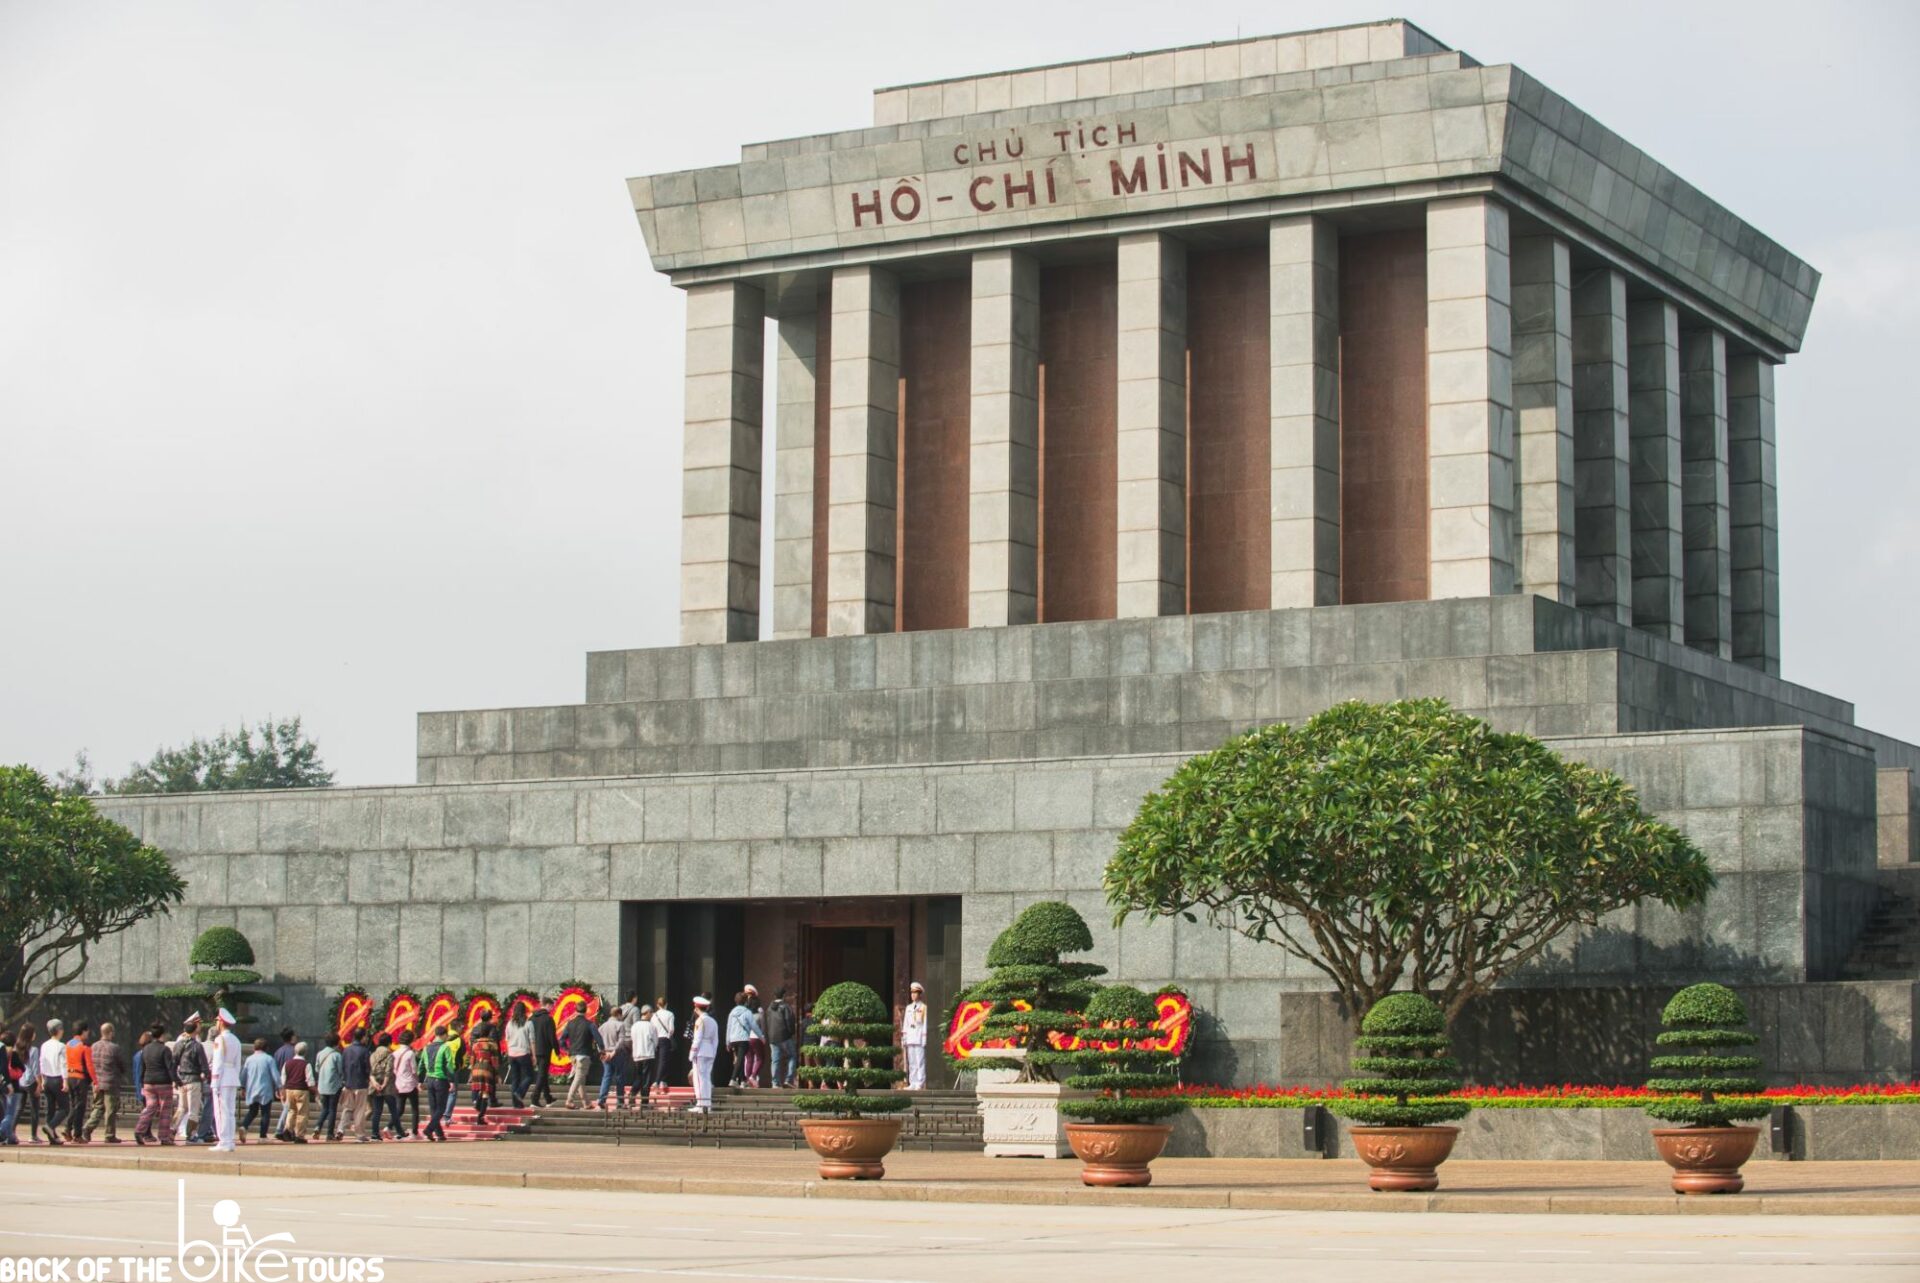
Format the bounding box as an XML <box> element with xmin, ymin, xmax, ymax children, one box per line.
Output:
<box><xmin>1338</xmin><ymin>229</ymin><xmax>1429</xmax><ymax>604</ymax></box>
<box><xmin>896</xmin><ymin>277</ymin><xmax>971</xmax><ymax>633</ymax></box>
<box><xmin>1186</xmin><ymin>245</ymin><xmax>1272</xmax><ymax>615</ymax></box>
<box><xmin>1039</xmin><ymin>261</ymin><xmax>1118</xmax><ymax>622</ymax></box>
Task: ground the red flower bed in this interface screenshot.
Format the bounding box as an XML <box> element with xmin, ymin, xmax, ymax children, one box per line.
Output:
<box><xmin>1156</xmin><ymin>1081</ymin><xmax>1920</xmax><ymax>1108</ymax></box>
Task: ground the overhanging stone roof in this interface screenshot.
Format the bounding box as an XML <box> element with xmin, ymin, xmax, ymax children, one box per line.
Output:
<box><xmin>628</xmin><ymin>26</ymin><xmax>1816</xmax><ymax>354</ymax></box>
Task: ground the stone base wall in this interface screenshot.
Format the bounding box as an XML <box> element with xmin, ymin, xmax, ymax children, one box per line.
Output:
<box><xmin>77</xmin><ymin>721</ymin><xmax>1884</xmax><ymax>1091</ymax></box>
<box><xmin>416</xmin><ymin>596</ymin><xmax>1885</xmax><ymax>785</ymax></box>
<box><xmin>1273</xmin><ymin>981</ymin><xmax>1920</xmax><ymax>1088</ymax></box>
<box><xmin>1166</xmin><ymin>1102</ymin><xmax>1920</xmax><ymax>1161</ymax></box>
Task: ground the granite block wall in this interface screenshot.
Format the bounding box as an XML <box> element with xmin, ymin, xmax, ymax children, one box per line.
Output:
<box><xmin>418</xmin><ymin>597</ymin><xmax>1879</xmax><ymax>787</ymax></box>
<box><xmin>1274</xmin><ymin>979</ymin><xmax>1919</xmax><ymax>1087</ymax></box>
<box><xmin>77</xmin><ymin>722</ymin><xmax>1873</xmax><ymax>1088</ymax></box>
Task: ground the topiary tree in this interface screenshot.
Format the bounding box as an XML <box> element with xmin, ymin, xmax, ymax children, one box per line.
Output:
<box><xmin>1326</xmin><ymin>993</ymin><xmax>1471</xmax><ymax>1129</ymax></box>
<box><xmin>1105</xmin><ymin>699</ymin><xmax>1714</xmax><ymax>1028</ymax></box>
<box><xmin>155</xmin><ymin>926</ymin><xmax>280</xmax><ymax>1026</ymax></box>
<box><xmin>1645</xmin><ymin>983</ymin><xmax>1770</xmax><ymax>1128</ymax></box>
<box><xmin>1058</xmin><ymin>985</ymin><xmax>1185</xmax><ymax>1125</ymax></box>
<box><xmin>961</xmin><ymin>900</ymin><xmax>1106</xmax><ymax>1083</ymax></box>
<box><xmin>793</xmin><ymin>981</ymin><xmax>910</xmax><ymax>1118</ymax></box>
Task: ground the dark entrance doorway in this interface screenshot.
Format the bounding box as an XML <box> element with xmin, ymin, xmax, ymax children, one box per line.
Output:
<box><xmin>621</xmin><ymin>895</ymin><xmax>962</xmax><ymax>1088</ymax></box>
<box><xmin>802</xmin><ymin>924</ymin><xmax>894</xmax><ymax>1007</ymax></box>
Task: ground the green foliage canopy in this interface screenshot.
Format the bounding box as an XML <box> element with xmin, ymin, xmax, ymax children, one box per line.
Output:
<box><xmin>960</xmin><ymin>900</ymin><xmax>1106</xmax><ymax>1083</ymax></box>
<box><xmin>1326</xmin><ymin>993</ymin><xmax>1471</xmax><ymax>1128</ymax></box>
<box><xmin>793</xmin><ymin>981</ymin><xmax>909</xmax><ymax>1118</ymax></box>
<box><xmin>1059</xmin><ymin>984</ymin><xmax>1186</xmax><ymax>1125</ymax></box>
<box><xmin>93</xmin><ymin>717</ymin><xmax>334</xmax><ymax>795</ymax></box>
<box><xmin>1644</xmin><ymin>983</ymin><xmax>1770</xmax><ymax>1127</ymax></box>
<box><xmin>0</xmin><ymin>766</ymin><xmax>186</xmax><ymax>1026</ymax></box>
<box><xmin>1104</xmin><ymin>700</ymin><xmax>1714</xmax><ymax>1024</ymax></box>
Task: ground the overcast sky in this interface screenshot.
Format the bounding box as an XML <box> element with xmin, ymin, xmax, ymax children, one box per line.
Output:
<box><xmin>2</xmin><ymin>1</ymin><xmax>1916</xmax><ymax>786</ymax></box>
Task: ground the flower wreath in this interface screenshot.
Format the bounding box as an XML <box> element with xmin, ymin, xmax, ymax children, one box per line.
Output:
<box><xmin>546</xmin><ymin>981</ymin><xmax>604</xmax><ymax>1078</ymax></box>
<box><xmin>329</xmin><ymin>985</ymin><xmax>373</xmax><ymax>1043</ymax></box>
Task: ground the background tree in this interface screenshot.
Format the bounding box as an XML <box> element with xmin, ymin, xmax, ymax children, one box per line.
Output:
<box><xmin>84</xmin><ymin>716</ymin><xmax>334</xmax><ymax>795</ymax></box>
<box><xmin>0</xmin><ymin>765</ymin><xmax>186</xmax><ymax>1026</ymax></box>
<box><xmin>154</xmin><ymin>925</ymin><xmax>281</xmax><ymax>1028</ymax></box>
<box><xmin>958</xmin><ymin>900</ymin><xmax>1105</xmax><ymax>1083</ymax></box>
<box><xmin>1104</xmin><ymin>699</ymin><xmax>1713</xmax><ymax>1026</ymax></box>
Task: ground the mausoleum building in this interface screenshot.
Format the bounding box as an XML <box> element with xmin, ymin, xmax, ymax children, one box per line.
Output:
<box><xmin>74</xmin><ymin>23</ymin><xmax>1920</xmax><ymax>1086</ymax></box>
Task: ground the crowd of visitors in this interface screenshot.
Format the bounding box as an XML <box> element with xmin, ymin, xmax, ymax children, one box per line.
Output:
<box><xmin>0</xmin><ymin>979</ymin><xmax>934</xmax><ymax>1144</ymax></box>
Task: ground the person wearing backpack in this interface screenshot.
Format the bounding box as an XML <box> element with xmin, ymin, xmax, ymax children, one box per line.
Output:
<box><xmin>420</xmin><ymin>1029</ymin><xmax>451</xmax><ymax>1142</ymax></box>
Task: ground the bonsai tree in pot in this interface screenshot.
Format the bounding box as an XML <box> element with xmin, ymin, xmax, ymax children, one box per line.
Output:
<box><xmin>960</xmin><ymin>900</ymin><xmax>1107</xmax><ymax>1157</ymax></box>
<box><xmin>966</xmin><ymin>900</ymin><xmax>1106</xmax><ymax>1080</ymax></box>
<box><xmin>1058</xmin><ymin>984</ymin><xmax>1185</xmax><ymax>1186</ymax></box>
<box><xmin>1645</xmin><ymin>983</ymin><xmax>1770</xmax><ymax>1194</ymax></box>
<box><xmin>792</xmin><ymin>981</ymin><xmax>910</xmax><ymax>1179</ymax></box>
<box><xmin>1326</xmin><ymin>993</ymin><xmax>1470</xmax><ymax>1191</ymax></box>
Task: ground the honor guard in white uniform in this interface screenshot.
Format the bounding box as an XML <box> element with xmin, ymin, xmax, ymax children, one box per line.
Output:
<box><xmin>687</xmin><ymin>995</ymin><xmax>718</xmax><ymax>1113</ymax></box>
<box><xmin>901</xmin><ymin>982</ymin><xmax>929</xmax><ymax>1090</ymax></box>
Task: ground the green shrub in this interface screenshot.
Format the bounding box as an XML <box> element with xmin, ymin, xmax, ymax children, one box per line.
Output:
<box><xmin>1059</xmin><ymin>985</ymin><xmax>1185</xmax><ymax>1125</ymax></box>
<box><xmin>155</xmin><ymin>926</ymin><xmax>279</xmax><ymax>1021</ymax></box>
<box><xmin>793</xmin><ymin>981</ymin><xmax>909</xmax><ymax>1118</ymax></box>
<box><xmin>1644</xmin><ymin>983</ymin><xmax>1770</xmax><ymax>1127</ymax></box>
<box><xmin>189</xmin><ymin>926</ymin><xmax>255</xmax><ymax>968</ymax></box>
<box><xmin>956</xmin><ymin>900</ymin><xmax>1106</xmax><ymax>1083</ymax></box>
<box><xmin>1325</xmin><ymin>994</ymin><xmax>1471</xmax><ymax>1128</ymax></box>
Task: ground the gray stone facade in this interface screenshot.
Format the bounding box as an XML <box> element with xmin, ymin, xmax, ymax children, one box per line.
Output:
<box><xmin>81</xmin><ymin>610</ymin><xmax>1895</xmax><ymax>1085</ymax></box>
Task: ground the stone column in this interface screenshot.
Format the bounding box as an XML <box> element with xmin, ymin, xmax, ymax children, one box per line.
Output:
<box><xmin>1571</xmin><ymin>268</ymin><xmax>1633</xmax><ymax>625</ymax></box>
<box><xmin>1115</xmin><ymin>232</ymin><xmax>1187</xmax><ymax>618</ymax></box>
<box><xmin>679</xmin><ymin>281</ymin><xmax>765</xmax><ymax>645</ymax></box>
<box><xmin>770</xmin><ymin>307</ymin><xmax>821</xmax><ymax>639</ymax></box>
<box><xmin>1680</xmin><ymin>328</ymin><xmax>1732</xmax><ymax>659</ymax></box>
<box><xmin>1727</xmin><ymin>353</ymin><xmax>1781</xmax><ymax>675</ymax></box>
<box><xmin>1510</xmin><ymin>233</ymin><xmax>1576</xmax><ymax>605</ymax></box>
<box><xmin>826</xmin><ymin>265</ymin><xmax>901</xmax><ymax>636</ymax></box>
<box><xmin>1268</xmin><ymin>215</ymin><xmax>1340</xmax><ymax>608</ymax></box>
<box><xmin>1627</xmin><ymin>298</ymin><xmax>1684</xmax><ymax>642</ymax></box>
<box><xmin>968</xmin><ymin>249</ymin><xmax>1040</xmax><ymax>627</ymax></box>
<box><xmin>1426</xmin><ymin>195</ymin><xmax>1517</xmax><ymax>598</ymax></box>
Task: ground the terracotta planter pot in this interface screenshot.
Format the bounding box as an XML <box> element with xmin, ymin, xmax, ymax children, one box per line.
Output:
<box><xmin>798</xmin><ymin>1117</ymin><xmax>904</xmax><ymax>1180</ymax></box>
<box><xmin>1653</xmin><ymin>1126</ymin><xmax>1761</xmax><ymax>1194</ymax></box>
<box><xmin>1350</xmin><ymin>1125</ymin><xmax>1459</xmax><ymax>1191</ymax></box>
<box><xmin>1064</xmin><ymin>1122</ymin><xmax>1173</xmax><ymax>1187</ymax></box>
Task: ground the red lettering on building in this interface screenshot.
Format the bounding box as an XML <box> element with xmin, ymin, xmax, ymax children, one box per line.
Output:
<box><xmin>1117</xmin><ymin>122</ymin><xmax>1137</xmax><ymax>144</ymax></box>
<box><xmin>1003</xmin><ymin>170</ymin><xmax>1037</xmax><ymax>207</ymax></box>
<box><xmin>968</xmin><ymin>175</ymin><xmax>996</xmax><ymax>212</ymax></box>
<box><xmin>1177</xmin><ymin>150</ymin><xmax>1212</xmax><ymax>187</ymax></box>
<box><xmin>889</xmin><ymin>182</ymin><xmax>923</xmax><ymax>221</ymax></box>
<box><xmin>1110</xmin><ymin>156</ymin><xmax>1148</xmax><ymax>196</ymax></box>
<box><xmin>1223</xmin><ymin>144</ymin><xmax>1257</xmax><ymax>181</ymax></box>
<box><xmin>851</xmin><ymin>190</ymin><xmax>884</xmax><ymax>227</ymax></box>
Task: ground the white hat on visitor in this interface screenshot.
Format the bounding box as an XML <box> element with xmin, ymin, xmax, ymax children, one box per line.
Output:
<box><xmin>691</xmin><ymin>995</ymin><xmax>710</xmax><ymax>1008</ymax></box>
<box><xmin>216</xmin><ymin>1008</ymin><xmax>237</xmax><ymax>1026</ymax></box>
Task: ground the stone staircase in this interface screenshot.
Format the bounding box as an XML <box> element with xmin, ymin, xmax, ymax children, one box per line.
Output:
<box><xmin>1842</xmin><ymin>868</ymin><xmax>1920</xmax><ymax>981</ymax></box>
<box><xmin>503</xmin><ymin>1087</ymin><xmax>984</xmax><ymax>1149</ymax></box>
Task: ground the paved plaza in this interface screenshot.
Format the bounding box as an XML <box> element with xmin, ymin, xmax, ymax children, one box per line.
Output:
<box><xmin>1</xmin><ymin>1163</ymin><xmax>1915</xmax><ymax>1283</ymax></box>
<box><xmin>6</xmin><ymin>1142</ymin><xmax>1920</xmax><ymax>1216</ymax></box>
